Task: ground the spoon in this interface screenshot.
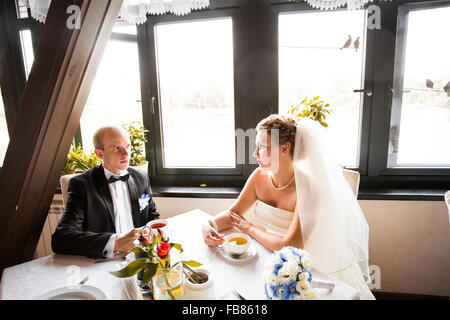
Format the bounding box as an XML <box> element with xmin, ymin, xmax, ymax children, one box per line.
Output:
<box><xmin>79</xmin><ymin>276</ymin><xmax>89</xmax><ymax>285</ymax></box>
<box><xmin>216</xmin><ymin>245</ymin><xmax>244</xmax><ymax>259</ymax></box>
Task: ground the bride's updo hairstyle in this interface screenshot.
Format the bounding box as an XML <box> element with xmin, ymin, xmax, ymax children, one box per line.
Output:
<box><xmin>256</xmin><ymin>114</ymin><xmax>297</xmax><ymax>157</ymax></box>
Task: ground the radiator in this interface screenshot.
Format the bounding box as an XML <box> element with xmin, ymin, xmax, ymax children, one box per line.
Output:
<box><xmin>33</xmin><ymin>194</ymin><xmax>64</xmax><ymax>259</ymax></box>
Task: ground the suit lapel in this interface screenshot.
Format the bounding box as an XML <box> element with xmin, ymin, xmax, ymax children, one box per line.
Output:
<box><xmin>94</xmin><ymin>165</ymin><xmax>115</xmax><ymax>227</ymax></box>
<box><xmin>127</xmin><ymin>173</ymin><xmax>140</xmax><ymax>227</ymax></box>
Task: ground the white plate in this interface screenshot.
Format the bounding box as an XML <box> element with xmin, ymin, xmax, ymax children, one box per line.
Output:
<box><xmin>35</xmin><ymin>285</ymin><xmax>107</xmax><ymax>300</ymax></box>
<box><xmin>218</xmin><ymin>242</ymin><xmax>257</xmax><ymax>264</ymax></box>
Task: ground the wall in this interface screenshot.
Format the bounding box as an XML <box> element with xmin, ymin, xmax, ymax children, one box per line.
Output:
<box><xmin>154</xmin><ymin>197</ymin><xmax>450</xmax><ymax>297</ymax></box>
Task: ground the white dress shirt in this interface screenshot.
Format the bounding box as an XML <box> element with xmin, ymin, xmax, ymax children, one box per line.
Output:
<box><xmin>102</xmin><ymin>167</ymin><xmax>135</xmax><ymax>258</ymax></box>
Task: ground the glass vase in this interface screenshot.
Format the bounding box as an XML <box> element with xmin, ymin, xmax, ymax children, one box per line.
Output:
<box><xmin>153</xmin><ymin>263</ymin><xmax>185</xmax><ymax>300</ymax></box>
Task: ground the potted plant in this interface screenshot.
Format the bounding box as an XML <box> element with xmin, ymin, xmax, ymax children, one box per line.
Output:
<box><xmin>63</xmin><ymin>144</ymin><xmax>102</xmax><ymax>174</ymax></box>
<box><xmin>288</xmin><ymin>96</ymin><xmax>332</xmax><ymax>128</ymax></box>
<box><xmin>121</xmin><ymin>121</ymin><xmax>149</xmax><ymax>173</ymax></box>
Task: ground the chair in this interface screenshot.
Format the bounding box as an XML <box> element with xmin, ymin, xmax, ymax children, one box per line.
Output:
<box><xmin>342</xmin><ymin>168</ymin><xmax>360</xmax><ymax>198</ymax></box>
<box><xmin>34</xmin><ymin>174</ymin><xmax>80</xmax><ymax>259</ymax></box>
<box><xmin>60</xmin><ymin>173</ymin><xmax>81</xmax><ymax>206</ymax></box>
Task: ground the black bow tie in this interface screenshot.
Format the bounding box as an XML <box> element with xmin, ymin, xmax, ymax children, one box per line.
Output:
<box><xmin>107</xmin><ymin>174</ymin><xmax>130</xmax><ymax>184</ymax></box>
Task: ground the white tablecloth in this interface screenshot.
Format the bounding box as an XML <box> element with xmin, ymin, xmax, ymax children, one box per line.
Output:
<box><xmin>0</xmin><ymin>209</ymin><xmax>360</xmax><ymax>300</ymax></box>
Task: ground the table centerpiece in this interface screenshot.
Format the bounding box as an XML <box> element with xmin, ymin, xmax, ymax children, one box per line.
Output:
<box><xmin>110</xmin><ymin>226</ymin><xmax>201</xmax><ymax>300</ymax></box>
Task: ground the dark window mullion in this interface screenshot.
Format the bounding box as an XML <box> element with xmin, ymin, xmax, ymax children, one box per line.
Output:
<box><xmin>144</xmin><ymin>16</ymin><xmax>165</xmax><ymax>177</ymax></box>
<box><xmin>366</xmin><ymin>1</ymin><xmax>399</xmax><ymax>177</ymax></box>
<box><xmin>0</xmin><ymin>0</ymin><xmax>27</xmax><ymax>136</ymax></box>
<box><xmin>357</xmin><ymin>7</ymin><xmax>380</xmax><ymax>176</ymax></box>
<box><xmin>74</xmin><ymin>125</ymin><xmax>83</xmax><ymax>147</ymax></box>
<box><xmin>137</xmin><ymin>23</ymin><xmax>158</xmax><ymax>178</ymax></box>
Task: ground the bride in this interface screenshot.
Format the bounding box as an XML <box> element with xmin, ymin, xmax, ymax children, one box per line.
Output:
<box><xmin>202</xmin><ymin>114</ymin><xmax>375</xmax><ymax>300</ymax></box>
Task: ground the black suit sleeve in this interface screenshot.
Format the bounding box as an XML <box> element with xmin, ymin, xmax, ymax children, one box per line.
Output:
<box><xmin>51</xmin><ymin>178</ymin><xmax>113</xmax><ymax>259</ymax></box>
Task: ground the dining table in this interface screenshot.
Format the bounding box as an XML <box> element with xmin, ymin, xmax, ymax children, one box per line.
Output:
<box><xmin>0</xmin><ymin>209</ymin><xmax>360</xmax><ymax>300</ymax></box>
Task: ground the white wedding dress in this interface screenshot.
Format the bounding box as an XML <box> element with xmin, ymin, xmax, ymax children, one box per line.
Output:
<box><xmin>247</xmin><ymin>198</ymin><xmax>374</xmax><ymax>300</ymax></box>
<box><xmin>246</xmin><ymin>200</ymin><xmax>294</xmax><ymax>236</ymax></box>
<box><xmin>247</xmin><ymin>118</ymin><xmax>375</xmax><ymax>300</ymax></box>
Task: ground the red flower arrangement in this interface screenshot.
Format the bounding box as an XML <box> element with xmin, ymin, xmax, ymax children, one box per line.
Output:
<box><xmin>110</xmin><ymin>224</ymin><xmax>201</xmax><ymax>299</ymax></box>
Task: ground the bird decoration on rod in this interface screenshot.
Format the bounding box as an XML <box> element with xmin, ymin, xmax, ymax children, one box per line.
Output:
<box><xmin>422</xmin><ymin>79</ymin><xmax>450</xmax><ymax>97</ymax></box>
<box><xmin>354</xmin><ymin>36</ymin><xmax>360</xmax><ymax>52</ymax></box>
<box><xmin>444</xmin><ymin>81</ymin><xmax>450</xmax><ymax>97</ymax></box>
<box><xmin>339</xmin><ymin>35</ymin><xmax>361</xmax><ymax>51</ymax></box>
<box><xmin>340</xmin><ymin>35</ymin><xmax>352</xmax><ymax>50</ymax></box>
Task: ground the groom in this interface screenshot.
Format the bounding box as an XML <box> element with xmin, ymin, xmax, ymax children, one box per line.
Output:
<box><xmin>51</xmin><ymin>126</ymin><xmax>159</xmax><ymax>259</ymax></box>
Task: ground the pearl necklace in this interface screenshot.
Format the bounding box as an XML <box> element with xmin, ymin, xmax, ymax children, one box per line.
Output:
<box><xmin>269</xmin><ymin>174</ymin><xmax>295</xmax><ymax>191</ymax></box>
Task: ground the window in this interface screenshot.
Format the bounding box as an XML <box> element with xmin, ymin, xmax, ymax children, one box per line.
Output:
<box><xmin>15</xmin><ymin>0</ymin><xmax>29</xmax><ymax>19</ymax></box>
<box><xmin>19</xmin><ymin>29</ymin><xmax>34</xmax><ymax>78</ymax></box>
<box><xmin>0</xmin><ymin>87</ymin><xmax>8</xmax><ymax>166</ymax></box>
<box><xmin>154</xmin><ymin>18</ymin><xmax>235</xmax><ymax>168</ymax></box>
<box><xmin>388</xmin><ymin>5</ymin><xmax>450</xmax><ymax>167</ymax></box>
<box><xmin>1</xmin><ymin>0</ymin><xmax>447</xmax><ymax>193</ymax></box>
<box><xmin>80</xmin><ymin>26</ymin><xmax>143</xmax><ymax>152</ymax></box>
<box><xmin>112</xmin><ymin>21</ymin><xmax>137</xmax><ymax>35</ymax></box>
<box><xmin>278</xmin><ymin>10</ymin><xmax>367</xmax><ymax>167</ymax></box>
<box><xmin>144</xmin><ymin>8</ymin><xmax>241</xmax><ymax>184</ymax></box>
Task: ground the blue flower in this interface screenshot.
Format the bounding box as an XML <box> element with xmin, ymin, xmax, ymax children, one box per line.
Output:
<box><xmin>289</xmin><ymin>246</ymin><xmax>304</xmax><ymax>263</ymax></box>
<box><xmin>281</xmin><ymin>280</ymin><xmax>300</xmax><ymax>300</ymax></box>
<box><xmin>272</xmin><ymin>250</ymin><xmax>288</xmax><ymax>276</ymax></box>
<box><xmin>266</xmin><ymin>284</ymin><xmax>281</xmax><ymax>299</ymax></box>
<box><xmin>272</xmin><ymin>261</ymin><xmax>284</xmax><ymax>276</ymax></box>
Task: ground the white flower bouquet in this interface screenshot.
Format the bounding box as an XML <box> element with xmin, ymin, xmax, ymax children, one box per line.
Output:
<box><xmin>263</xmin><ymin>246</ymin><xmax>317</xmax><ymax>300</ymax></box>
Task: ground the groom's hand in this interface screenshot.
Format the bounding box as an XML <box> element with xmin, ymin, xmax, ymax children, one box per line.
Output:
<box><xmin>114</xmin><ymin>228</ymin><xmax>141</xmax><ymax>253</ymax></box>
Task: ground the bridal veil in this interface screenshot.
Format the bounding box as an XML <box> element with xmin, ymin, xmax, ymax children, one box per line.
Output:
<box><xmin>293</xmin><ymin>118</ymin><xmax>375</xmax><ymax>300</ymax></box>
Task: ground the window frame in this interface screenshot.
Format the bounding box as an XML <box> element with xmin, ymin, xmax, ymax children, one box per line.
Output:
<box><xmin>140</xmin><ymin>7</ymin><xmax>250</xmax><ymax>187</ymax></box>
<box><xmin>269</xmin><ymin>0</ymin><xmax>450</xmax><ymax>191</ymax></box>
<box><xmin>75</xmin><ymin>23</ymin><xmax>140</xmax><ymax>148</ymax></box>
<box><xmin>0</xmin><ymin>1</ymin><xmax>42</xmax><ymax>168</ymax></box>
<box><xmin>0</xmin><ymin>0</ymin><xmax>447</xmax><ymax>192</ymax></box>
<box><xmin>366</xmin><ymin>0</ymin><xmax>450</xmax><ymax>185</ymax></box>
<box><xmin>269</xmin><ymin>2</ymin><xmax>376</xmax><ymax>176</ymax></box>
<box><xmin>382</xmin><ymin>0</ymin><xmax>450</xmax><ymax>175</ymax></box>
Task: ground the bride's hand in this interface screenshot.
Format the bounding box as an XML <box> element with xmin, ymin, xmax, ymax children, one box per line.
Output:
<box><xmin>229</xmin><ymin>212</ymin><xmax>252</xmax><ymax>234</ymax></box>
<box><xmin>202</xmin><ymin>222</ymin><xmax>225</xmax><ymax>246</ymax></box>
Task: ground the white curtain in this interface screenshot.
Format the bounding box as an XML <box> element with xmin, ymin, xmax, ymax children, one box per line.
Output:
<box><xmin>24</xmin><ymin>0</ymin><xmax>210</xmax><ymax>24</ymax></box>
<box><xmin>290</xmin><ymin>0</ymin><xmax>389</xmax><ymax>10</ymax></box>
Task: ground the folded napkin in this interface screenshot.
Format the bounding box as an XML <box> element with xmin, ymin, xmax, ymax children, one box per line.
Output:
<box><xmin>121</xmin><ymin>276</ymin><xmax>143</xmax><ymax>300</ymax></box>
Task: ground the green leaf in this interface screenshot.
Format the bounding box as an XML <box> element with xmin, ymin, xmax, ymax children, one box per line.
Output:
<box><xmin>182</xmin><ymin>260</ymin><xmax>202</xmax><ymax>268</ymax></box>
<box><xmin>130</xmin><ymin>246</ymin><xmax>146</xmax><ymax>255</ymax></box>
<box><xmin>109</xmin><ymin>258</ymin><xmax>147</xmax><ymax>278</ymax></box>
<box><xmin>168</xmin><ymin>261</ymin><xmax>181</xmax><ymax>272</ymax></box>
<box><xmin>170</xmin><ymin>243</ymin><xmax>183</xmax><ymax>253</ymax></box>
<box><xmin>142</xmin><ymin>262</ymin><xmax>158</xmax><ymax>286</ymax></box>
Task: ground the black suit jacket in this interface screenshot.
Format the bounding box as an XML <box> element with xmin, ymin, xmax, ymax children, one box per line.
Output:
<box><xmin>51</xmin><ymin>165</ymin><xmax>159</xmax><ymax>258</ymax></box>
